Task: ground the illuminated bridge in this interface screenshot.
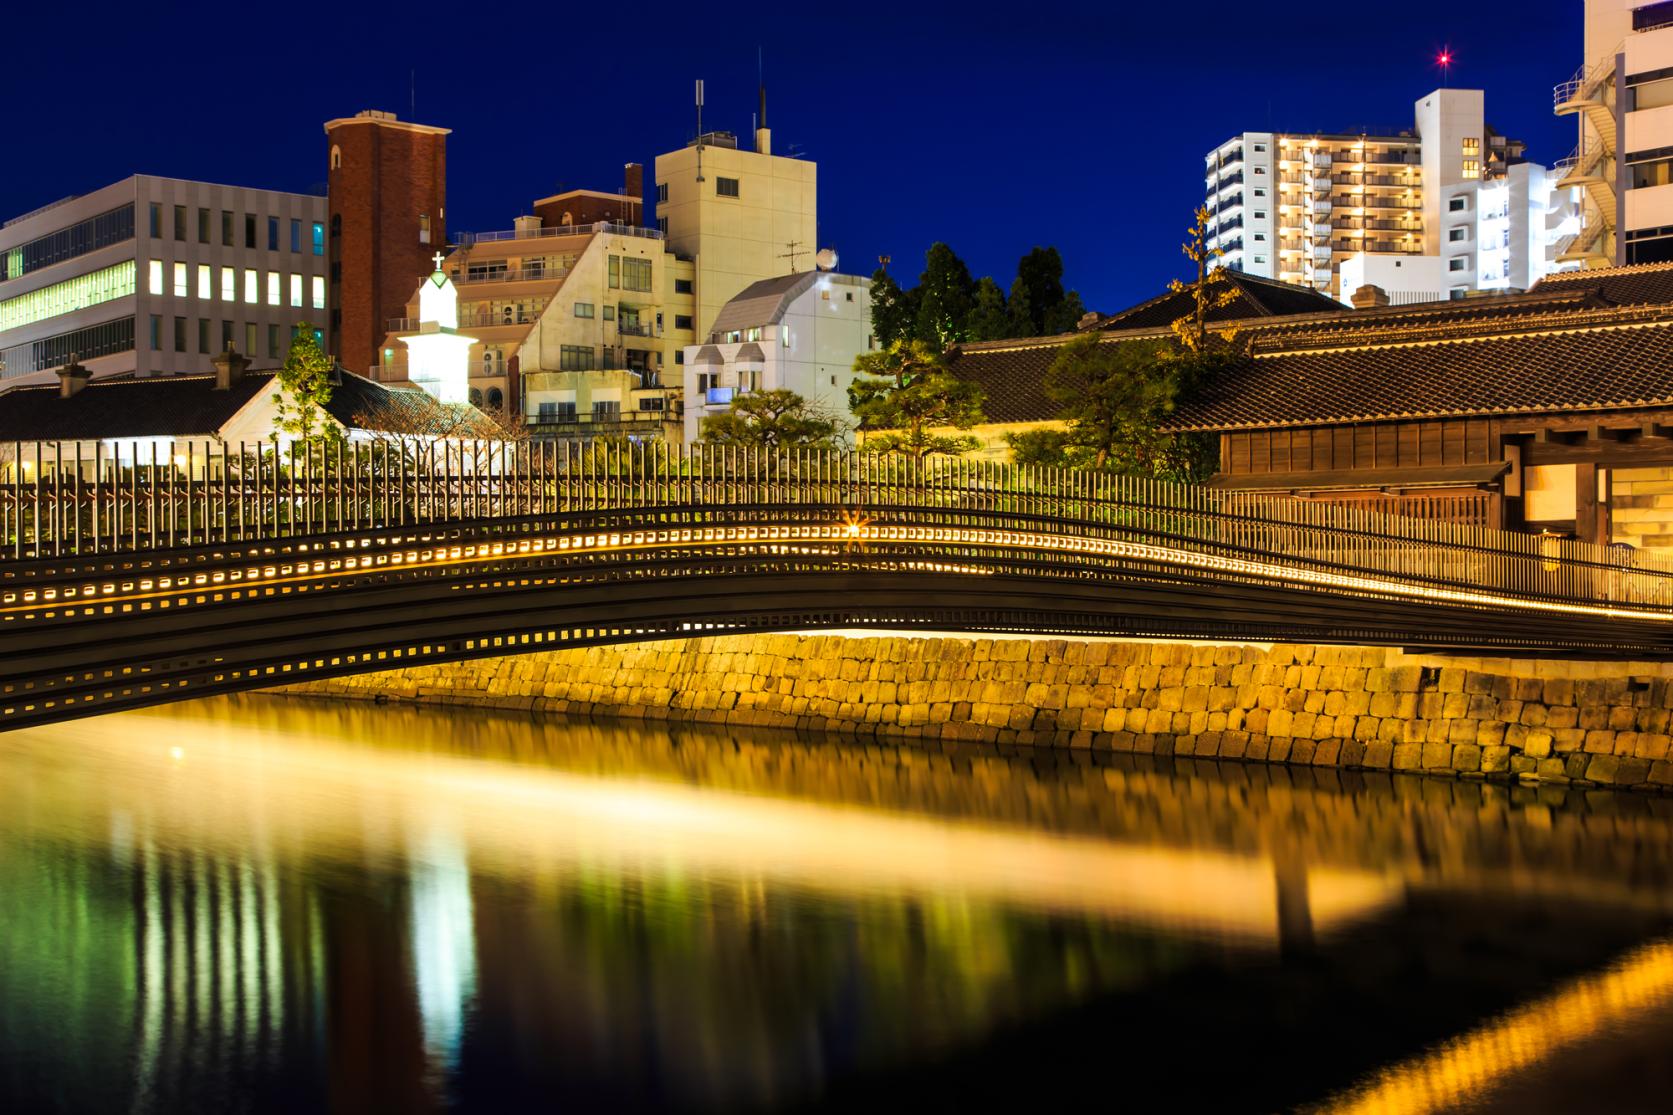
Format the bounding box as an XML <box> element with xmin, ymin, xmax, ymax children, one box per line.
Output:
<box><xmin>3</xmin><ymin>439</ymin><xmax>1673</xmax><ymax>730</ymax></box>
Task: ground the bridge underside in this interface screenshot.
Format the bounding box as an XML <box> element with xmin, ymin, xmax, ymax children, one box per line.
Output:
<box><xmin>3</xmin><ymin>506</ymin><xmax>1670</xmax><ymax>731</ymax></box>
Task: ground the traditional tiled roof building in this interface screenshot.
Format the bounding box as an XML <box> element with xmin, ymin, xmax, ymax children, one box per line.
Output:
<box><xmin>947</xmin><ymin>262</ymin><xmax>1673</xmax><ymax>550</ymax></box>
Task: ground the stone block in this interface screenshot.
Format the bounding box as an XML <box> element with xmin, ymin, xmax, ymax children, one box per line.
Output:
<box><xmin>1422</xmin><ymin>742</ymin><xmax>1454</xmax><ymax>769</ymax></box>
<box><xmin>1452</xmin><ymin>744</ymin><xmax>1483</xmax><ymax>772</ymax></box>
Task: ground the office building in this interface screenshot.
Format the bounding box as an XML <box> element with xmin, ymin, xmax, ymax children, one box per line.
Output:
<box><xmin>1557</xmin><ymin>1</ymin><xmax>1673</xmax><ymax>265</ymax></box>
<box><xmin>326</xmin><ymin>110</ymin><xmax>449</xmax><ymax>377</ymax></box>
<box><xmin>0</xmin><ymin>175</ymin><xmax>328</xmax><ymax>384</ymax></box>
<box><xmin>1205</xmin><ymin>90</ymin><xmax>1576</xmax><ymax>302</ymax></box>
<box><xmin>683</xmin><ymin>269</ymin><xmax>873</xmax><ymax>444</ymax></box>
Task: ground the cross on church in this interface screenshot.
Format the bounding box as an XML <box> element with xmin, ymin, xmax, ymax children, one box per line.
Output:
<box><xmin>432</xmin><ymin>251</ymin><xmax>447</xmax><ymax>270</ymax></box>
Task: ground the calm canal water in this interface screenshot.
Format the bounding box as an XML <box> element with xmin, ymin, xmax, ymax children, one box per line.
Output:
<box><xmin>7</xmin><ymin>696</ymin><xmax>1673</xmax><ymax>1113</ymax></box>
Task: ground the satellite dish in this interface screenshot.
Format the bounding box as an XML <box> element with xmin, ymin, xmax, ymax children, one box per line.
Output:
<box><xmin>814</xmin><ymin>248</ymin><xmax>838</xmax><ymax>272</ymax></box>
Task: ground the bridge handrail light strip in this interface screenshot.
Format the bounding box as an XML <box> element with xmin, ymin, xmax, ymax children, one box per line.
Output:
<box><xmin>1</xmin><ymin>439</ymin><xmax>1669</xmax><ymax>614</ymax></box>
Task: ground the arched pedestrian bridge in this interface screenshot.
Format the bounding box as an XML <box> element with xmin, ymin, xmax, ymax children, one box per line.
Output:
<box><xmin>3</xmin><ymin>440</ymin><xmax>1672</xmax><ymax>730</ymax></box>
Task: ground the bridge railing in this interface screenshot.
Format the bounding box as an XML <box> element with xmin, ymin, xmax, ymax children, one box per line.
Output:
<box><xmin>2</xmin><ymin>439</ymin><xmax>1671</xmax><ymax>614</ymax></box>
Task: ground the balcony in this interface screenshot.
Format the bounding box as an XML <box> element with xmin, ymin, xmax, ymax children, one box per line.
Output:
<box><xmin>526</xmin><ymin>407</ymin><xmax>674</xmax><ymax>433</ymax></box>
<box><xmin>454</xmin><ymin>221</ymin><xmax>662</xmax><ymax>245</ymax></box>
<box><xmin>616</xmin><ymin>322</ymin><xmax>656</xmax><ymax>337</ymax></box>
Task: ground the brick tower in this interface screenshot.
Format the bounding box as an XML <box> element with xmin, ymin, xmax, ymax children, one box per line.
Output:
<box><xmin>324</xmin><ymin>110</ymin><xmax>449</xmax><ymax>375</ymax></box>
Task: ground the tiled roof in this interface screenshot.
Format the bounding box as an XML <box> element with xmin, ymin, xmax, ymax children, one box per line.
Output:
<box><xmin>1094</xmin><ymin>270</ymin><xmax>1345</xmax><ymax>331</ymax></box>
<box><xmin>947</xmin><ymin>262</ymin><xmax>1673</xmax><ymax>435</ymax></box>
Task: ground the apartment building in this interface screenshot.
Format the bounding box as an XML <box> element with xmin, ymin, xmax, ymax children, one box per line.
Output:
<box><xmin>1206</xmin><ymin>90</ymin><xmax>1574</xmax><ymax>302</ymax></box>
<box><xmin>654</xmin><ymin>103</ymin><xmax>818</xmax><ymax>343</ymax></box>
<box><xmin>0</xmin><ymin>175</ymin><xmax>328</xmax><ymax>385</ymax></box>
<box><xmin>683</xmin><ymin>270</ymin><xmax>872</xmax><ymax>444</ymax></box>
<box><xmin>1558</xmin><ymin>1</ymin><xmax>1673</xmax><ymax>265</ymax></box>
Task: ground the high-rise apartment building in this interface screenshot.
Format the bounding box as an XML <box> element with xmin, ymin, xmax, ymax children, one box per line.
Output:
<box><xmin>1206</xmin><ymin>89</ymin><xmax>1575</xmax><ymax>302</ymax></box>
<box><xmin>1558</xmin><ymin>1</ymin><xmax>1673</xmax><ymax>265</ymax></box>
<box><xmin>325</xmin><ymin>110</ymin><xmax>449</xmax><ymax>377</ymax></box>
<box><xmin>0</xmin><ymin>175</ymin><xmax>328</xmax><ymax>385</ymax></box>
<box><xmin>654</xmin><ymin>102</ymin><xmax>817</xmax><ymax>343</ymax></box>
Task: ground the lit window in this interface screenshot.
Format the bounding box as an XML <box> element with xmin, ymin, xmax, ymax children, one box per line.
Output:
<box><xmin>197</xmin><ymin>264</ymin><xmax>212</xmax><ymax>300</ymax></box>
<box><xmin>173</xmin><ymin>262</ymin><xmax>188</xmax><ymax>297</ymax></box>
<box><xmin>330</xmin><ymin>145</ymin><xmax>342</xmax><ymax>170</ymax></box>
<box><xmin>1462</xmin><ymin>159</ymin><xmax>1480</xmax><ymax>180</ymax></box>
<box><xmin>1462</xmin><ymin>137</ymin><xmax>1480</xmax><ymax>156</ymax></box>
<box><xmin>312</xmin><ymin>222</ymin><xmax>325</xmax><ymax>256</ymax></box>
<box><xmin>266</xmin><ymin>272</ymin><xmax>280</xmax><ymax>306</ymax></box>
<box><xmin>311</xmin><ymin>276</ymin><xmax>325</xmax><ymax>310</ymax></box>
<box><xmin>148</xmin><ymin>260</ymin><xmax>164</xmax><ymax>295</ymax></box>
<box><xmin>221</xmin><ymin>266</ymin><xmax>235</xmax><ymax>301</ymax></box>
<box><xmin>289</xmin><ymin>274</ymin><xmax>303</xmax><ymax>308</ymax></box>
<box><xmin>0</xmin><ymin>261</ymin><xmax>137</xmax><ymax>332</ymax></box>
<box><xmin>244</xmin><ymin>269</ymin><xmax>258</xmax><ymax>304</ymax></box>
<box><xmin>419</xmin><ymin>213</ymin><xmax>431</xmax><ymax>244</ymax></box>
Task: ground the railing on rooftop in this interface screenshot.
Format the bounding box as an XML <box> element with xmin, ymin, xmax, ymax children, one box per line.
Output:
<box><xmin>453</xmin><ymin>221</ymin><xmax>662</xmax><ymax>246</ymax></box>
<box><xmin>450</xmin><ymin>266</ymin><xmax>570</xmax><ymax>285</ymax></box>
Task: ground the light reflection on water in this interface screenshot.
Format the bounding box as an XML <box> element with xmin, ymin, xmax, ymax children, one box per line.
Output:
<box><xmin>4</xmin><ymin>694</ymin><xmax>1673</xmax><ymax>1112</ymax></box>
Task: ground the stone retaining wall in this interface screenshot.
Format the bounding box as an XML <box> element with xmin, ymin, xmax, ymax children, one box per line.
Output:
<box><xmin>279</xmin><ymin>634</ymin><xmax>1673</xmax><ymax>791</ymax></box>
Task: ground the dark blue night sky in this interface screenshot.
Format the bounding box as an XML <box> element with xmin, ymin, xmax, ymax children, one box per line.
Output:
<box><xmin>10</xmin><ymin>0</ymin><xmax>1580</xmax><ymax>313</ymax></box>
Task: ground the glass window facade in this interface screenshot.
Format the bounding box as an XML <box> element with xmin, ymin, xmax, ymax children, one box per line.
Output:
<box><xmin>0</xmin><ymin>205</ymin><xmax>134</xmax><ymax>282</ymax></box>
<box><xmin>0</xmin><ymin>316</ymin><xmax>134</xmax><ymax>378</ymax></box>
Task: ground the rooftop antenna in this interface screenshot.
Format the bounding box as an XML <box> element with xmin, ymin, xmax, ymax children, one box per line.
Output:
<box><xmin>779</xmin><ymin>240</ymin><xmax>804</xmax><ymax>272</ymax></box>
<box><xmin>410</xmin><ymin>69</ymin><xmax>416</xmax><ymax>118</ymax></box>
<box><xmin>695</xmin><ymin>79</ymin><xmax>705</xmax><ymax>184</ymax></box>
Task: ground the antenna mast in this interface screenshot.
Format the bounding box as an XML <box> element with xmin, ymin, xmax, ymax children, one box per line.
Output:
<box><xmin>695</xmin><ymin>79</ymin><xmax>706</xmax><ymax>184</ymax></box>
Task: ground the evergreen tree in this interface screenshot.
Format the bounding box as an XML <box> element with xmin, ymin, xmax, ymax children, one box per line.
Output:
<box><xmin>964</xmin><ymin>277</ymin><xmax>1010</xmax><ymax>342</ymax></box>
<box><xmin>868</xmin><ymin>266</ymin><xmax>915</xmax><ymax>349</ymax></box>
<box><xmin>1010</xmin><ymin>246</ymin><xmax>1067</xmax><ymax>336</ymax></box>
<box><xmin>272</xmin><ymin>324</ymin><xmax>341</xmax><ymax>444</ymax></box>
<box><xmin>1005</xmin><ymin>274</ymin><xmax>1036</xmax><ymax>339</ymax></box>
<box><xmin>697</xmin><ymin>389</ymin><xmax>843</xmax><ymax>449</ymax></box>
<box><xmin>849</xmin><ymin>339</ymin><xmax>987</xmax><ymax>459</ymax></box>
<box><xmin>912</xmin><ymin>242</ymin><xmax>975</xmax><ymax>349</ymax></box>
<box><xmin>1043</xmin><ymin>289</ymin><xmax>1088</xmax><ymax>335</ymax></box>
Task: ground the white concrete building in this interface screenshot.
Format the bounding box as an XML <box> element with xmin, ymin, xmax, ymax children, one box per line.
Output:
<box><xmin>0</xmin><ymin>175</ymin><xmax>328</xmax><ymax>386</ymax></box>
<box><xmin>682</xmin><ymin>271</ymin><xmax>872</xmax><ymax>445</ymax></box>
<box><xmin>1206</xmin><ymin>89</ymin><xmax>1577</xmax><ymax>302</ymax></box>
<box><xmin>1557</xmin><ymin>1</ymin><xmax>1673</xmax><ymax>265</ymax></box>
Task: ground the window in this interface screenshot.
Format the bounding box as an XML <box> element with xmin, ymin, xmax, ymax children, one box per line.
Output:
<box><xmin>1462</xmin><ymin>159</ymin><xmax>1480</xmax><ymax>180</ymax></box>
<box><xmin>1448</xmin><ymin>227</ymin><xmax>1467</xmax><ymax>242</ymax></box>
<box><xmin>267</xmin><ymin>217</ymin><xmax>279</xmax><ymax>251</ymax></box>
<box><xmin>245</xmin><ymin>323</ymin><xmax>257</xmax><ymax>354</ymax></box>
<box><xmin>622</xmin><ymin>257</ymin><xmax>652</xmax><ymax>292</ymax></box>
<box><xmin>173</xmin><ymin>205</ymin><xmax>186</xmax><ymax>241</ymax></box>
<box><xmin>197</xmin><ymin>317</ymin><xmax>210</xmax><ymax>354</ymax></box>
<box><xmin>574</xmin><ymin>301</ymin><xmax>594</xmax><ymax>318</ymax></box>
<box><xmin>221</xmin><ymin>266</ymin><xmax>236</xmax><ymax>301</ymax></box>
<box><xmin>608</xmin><ymin>255</ymin><xmax>620</xmax><ymax>288</ymax></box>
<box><xmin>675</xmin><ymin>314</ymin><xmax>693</xmax><ymax>330</ymax></box>
<box><xmin>173</xmin><ymin>262</ymin><xmax>188</xmax><ymax>297</ymax></box>
<box><xmin>0</xmin><ymin>318</ymin><xmax>135</xmax><ymax>376</ymax></box>
<box><xmin>222</xmin><ymin>210</ymin><xmax>233</xmax><ymax>247</ymax></box>
<box><xmin>1253</xmin><ymin>255</ymin><xmax>1266</xmax><ymax>264</ymax></box>
<box><xmin>716</xmin><ymin>177</ymin><xmax>740</xmax><ymax>197</ymax></box>
<box><xmin>311</xmin><ymin>276</ymin><xmax>325</xmax><ymax>310</ymax></box>
<box><xmin>148</xmin><ymin>259</ymin><xmax>164</xmax><ymax>295</ymax></box>
<box><xmin>312</xmin><ymin>221</ymin><xmax>325</xmax><ymax>256</ymax></box>
<box><xmin>245</xmin><ymin>214</ymin><xmax>256</xmax><ymax>249</ymax></box>
<box><xmin>244</xmin><ymin>269</ymin><xmax>258</xmax><ymax>304</ymax></box>
<box><xmin>1462</xmin><ymin>137</ymin><xmax>1480</xmax><ymax>155</ymax></box>
<box><xmin>419</xmin><ymin>213</ymin><xmax>431</xmax><ymax>244</ymax></box>
<box><xmin>1254</xmin><ymin>143</ymin><xmax>1266</xmax><ymax>152</ymax></box>
<box><xmin>656</xmin><ymin>183</ymin><xmax>669</xmax><ymax>203</ymax></box>
<box><xmin>1253</xmin><ymin>167</ymin><xmax>1265</xmax><ymax>175</ymax></box>
<box><xmin>639</xmin><ymin>396</ymin><xmax>665</xmax><ymax>411</ymax></box>
<box><xmin>149</xmin><ymin>314</ymin><xmax>161</xmax><ymax>350</ymax></box>
<box><xmin>559</xmin><ymin>344</ymin><xmax>595</xmax><ymax>370</ymax></box>
<box><xmin>674</xmin><ymin>350</ymin><xmax>685</xmax><ymax>364</ymax></box>
<box><xmin>1448</xmin><ymin>196</ymin><xmax>1467</xmax><ymax>212</ymax></box>
<box><xmin>1253</xmin><ymin>188</ymin><xmax>1266</xmax><ymax>197</ymax></box>
<box><xmin>602</xmin><ymin>305</ymin><xmax>615</xmax><ymax>321</ymax></box>
<box><xmin>330</xmin><ymin>145</ymin><xmax>342</xmax><ymax>170</ymax></box>
<box><xmin>266</xmin><ymin>272</ymin><xmax>280</xmax><ymax>306</ymax></box>
<box><xmin>657</xmin><ymin>217</ymin><xmax>668</xmax><ymax>234</ymax></box>
<box><xmin>267</xmin><ymin>323</ymin><xmax>280</xmax><ymax>358</ymax></box>
<box><xmin>1254</xmin><ymin>210</ymin><xmax>1266</xmax><ymax>219</ymax></box>
<box><xmin>197</xmin><ymin>264</ymin><xmax>211</xmax><ymax>299</ymax></box>
<box><xmin>1449</xmin><ymin>257</ymin><xmax>1468</xmax><ymax>272</ymax></box>
<box><xmin>148</xmin><ymin>203</ymin><xmax>161</xmax><ymax>238</ymax></box>
<box><xmin>675</xmin><ymin>277</ymin><xmax>693</xmax><ymax>294</ymax></box>
<box><xmin>221</xmin><ymin>320</ymin><xmax>233</xmax><ymax>351</ymax></box>
<box><xmin>173</xmin><ymin>316</ymin><xmax>187</xmax><ymax>352</ymax></box>
<box><xmin>284</xmin><ymin>274</ymin><xmax>299</xmax><ymax>308</ymax></box>
<box><xmin>1253</xmin><ymin>233</ymin><xmax>1265</xmax><ymax>241</ymax></box>
<box><xmin>197</xmin><ymin>208</ymin><xmax>210</xmax><ymax>243</ymax></box>
<box><xmin>592</xmin><ymin>399</ymin><xmax>621</xmax><ymax>418</ymax></box>
<box><xmin>1630</xmin><ymin>157</ymin><xmax>1673</xmax><ymax>189</ymax></box>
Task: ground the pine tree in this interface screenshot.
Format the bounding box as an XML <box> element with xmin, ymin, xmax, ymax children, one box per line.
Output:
<box><xmin>697</xmin><ymin>389</ymin><xmax>844</xmax><ymax>449</ymax></box>
<box><xmin>271</xmin><ymin>324</ymin><xmax>341</xmax><ymax>445</ymax></box>
<box><xmin>1006</xmin><ymin>275</ymin><xmax>1036</xmax><ymax>339</ymax></box>
<box><xmin>964</xmin><ymin>277</ymin><xmax>1009</xmax><ymax>342</ymax></box>
<box><xmin>1010</xmin><ymin>246</ymin><xmax>1067</xmax><ymax>336</ymax></box>
<box><xmin>868</xmin><ymin>267</ymin><xmax>915</xmax><ymax>349</ymax></box>
<box><xmin>1043</xmin><ymin>289</ymin><xmax>1088</xmax><ymax>335</ymax></box>
<box><xmin>849</xmin><ymin>340</ymin><xmax>987</xmax><ymax>459</ymax></box>
<box><xmin>911</xmin><ymin>242</ymin><xmax>975</xmax><ymax>349</ymax></box>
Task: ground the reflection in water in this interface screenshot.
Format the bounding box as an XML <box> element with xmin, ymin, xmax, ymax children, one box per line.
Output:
<box><xmin>3</xmin><ymin>694</ymin><xmax>1673</xmax><ymax>1111</ymax></box>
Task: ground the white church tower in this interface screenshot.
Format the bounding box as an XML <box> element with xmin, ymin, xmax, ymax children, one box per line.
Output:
<box><xmin>397</xmin><ymin>253</ymin><xmax>477</xmax><ymax>405</ymax></box>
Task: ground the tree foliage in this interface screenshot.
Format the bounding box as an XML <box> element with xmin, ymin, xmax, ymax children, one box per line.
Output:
<box><xmin>868</xmin><ymin>266</ymin><xmax>916</xmax><ymax>349</ymax></box>
<box><xmin>964</xmin><ymin>276</ymin><xmax>1010</xmax><ymax>342</ymax></box>
<box><xmin>1003</xmin><ymin>336</ymin><xmax>1219</xmax><ymax>482</ymax></box>
<box><xmin>849</xmin><ymin>339</ymin><xmax>987</xmax><ymax>459</ymax></box>
<box><xmin>912</xmin><ymin>242</ymin><xmax>976</xmax><ymax>348</ymax></box>
<box><xmin>353</xmin><ymin>391</ymin><xmax>528</xmax><ymax>442</ymax></box>
<box><xmin>1169</xmin><ymin>206</ymin><xmax>1242</xmax><ymax>353</ymax></box>
<box><xmin>697</xmin><ymin>389</ymin><xmax>844</xmax><ymax>449</ymax></box>
<box><xmin>271</xmin><ymin>325</ymin><xmax>341</xmax><ymax>444</ymax></box>
<box><xmin>1010</xmin><ymin>247</ymin><xmax>1066</xmax><ymax>336</ymax></box>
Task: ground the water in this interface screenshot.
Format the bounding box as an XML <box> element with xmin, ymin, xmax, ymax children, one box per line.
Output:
<box><xmin>6</xmin><ymin>698</ymin><xmax>1673</xmax><ymax>1113</ymax></box>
